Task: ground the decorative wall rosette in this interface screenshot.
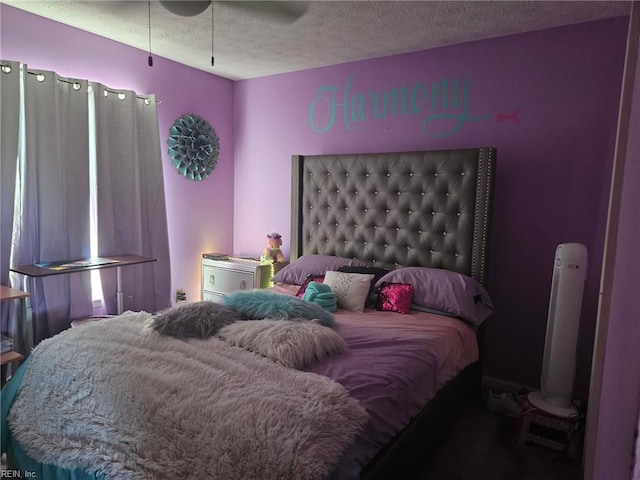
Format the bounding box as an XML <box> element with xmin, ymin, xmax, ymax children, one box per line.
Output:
<box><xmin>168</xmin><ymin>114</ymin><xmax>219</xmax><ymax>181</ymax></box>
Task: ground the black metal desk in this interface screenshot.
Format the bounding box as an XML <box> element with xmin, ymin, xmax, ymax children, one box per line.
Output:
<box><xmin>11</xmin><ymin>254</ymin><xmax>157</xmax><ymax>319</ymax></box>
<box><xmin>11</xmin><ymin>254</ymin><xmax>157</xmax><ymax>350</ymax></box>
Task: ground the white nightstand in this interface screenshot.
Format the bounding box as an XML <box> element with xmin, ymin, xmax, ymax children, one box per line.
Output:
<box><xmin>201</xmin><ymin>255</ymin><xmax>273</xmax><ymax>302</ymax></box>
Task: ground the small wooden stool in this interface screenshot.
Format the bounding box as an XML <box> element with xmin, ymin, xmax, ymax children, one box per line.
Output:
<box><xmin>518</xmin><ymin>397</ymin><xmax>582</xmax><ymax>460</ymax></box>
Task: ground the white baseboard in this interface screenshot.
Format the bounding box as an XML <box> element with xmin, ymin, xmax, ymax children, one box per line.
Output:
<box><xmin>482</xmin><ymin>375</ymin><xmax>535</xmax><ymax>394</ymax></box>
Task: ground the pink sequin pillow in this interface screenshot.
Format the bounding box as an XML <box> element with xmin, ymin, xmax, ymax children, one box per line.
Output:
<box><xmin>375</xmin><ymin>282</ymin><xmax>414</xmax><ymax>314</ymax></box>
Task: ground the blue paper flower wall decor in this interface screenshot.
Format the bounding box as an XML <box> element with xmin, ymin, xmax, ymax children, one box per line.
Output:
<box><xmin>168</xmin><ymin>114</ymin><xmax>220</xmax><ymax>181</ymax></box>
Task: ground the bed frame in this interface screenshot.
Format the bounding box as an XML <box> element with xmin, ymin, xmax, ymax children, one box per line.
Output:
<box><xmin>290</xmin><ymin>148</ymin><xmax>496</xmax><ymax>479</ymax></box>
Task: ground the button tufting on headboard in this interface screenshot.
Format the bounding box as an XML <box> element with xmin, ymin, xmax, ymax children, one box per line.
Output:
<box><xmin>290</xmin><ymin>149</ymin><xmax>496</xmax><ymax>285</ymax></box>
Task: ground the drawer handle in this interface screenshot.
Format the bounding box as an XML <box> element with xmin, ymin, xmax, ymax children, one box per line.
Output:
<box><xmin>239</xmin><ymin>280</ymin><xmax>247</xmax><ymax>290</ymax></box>
<box><xmin>209</xmin><ymin>274</ymin><xmax>215</xmax><ymax>285</ymax></box>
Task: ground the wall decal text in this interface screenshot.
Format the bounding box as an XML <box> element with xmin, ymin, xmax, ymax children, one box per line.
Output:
<box><xmin>308</xmin><ymin>76</ymin><xmax>489</xmax><ymax>137</ymax></box>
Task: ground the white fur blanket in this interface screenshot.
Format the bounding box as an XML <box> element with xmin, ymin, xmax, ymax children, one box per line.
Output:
<box><xmin>8</xmin><ymin>311</ymin><xmax>368</xmax><ymax>480</ymax></box>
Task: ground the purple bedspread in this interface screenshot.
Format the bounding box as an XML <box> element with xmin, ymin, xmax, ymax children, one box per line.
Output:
<box><xmin>272</xmin><ymin>283</ymin><xmax>479</xmax><ymax>470</ymax></box>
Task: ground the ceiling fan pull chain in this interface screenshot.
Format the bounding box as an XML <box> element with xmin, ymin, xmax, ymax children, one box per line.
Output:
<box><xmin>148</xmin><ymin>0</ymin><xmax>153</xmax><ymax>67</ymax></box>
<box><xmin>211</xmin><ymin>2</ymin><xmax>215</xmax><ymax>67</ymax></box>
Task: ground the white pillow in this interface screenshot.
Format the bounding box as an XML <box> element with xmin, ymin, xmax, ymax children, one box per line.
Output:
<box><xmin>323</xmin><ymin>271</ymin><xmax>375</xmax><ymax>312</ymax></box>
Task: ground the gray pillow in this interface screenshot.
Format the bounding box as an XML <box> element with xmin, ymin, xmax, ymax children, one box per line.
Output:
<box><xmin>147</xmin><ymin>301</ymin><xmax>245</xmax><ymax>338</ymax></box>
<box><xmin>218</xmin><ymin>319</ymin><xmax>347</xmax><ymax>369</ymax></box>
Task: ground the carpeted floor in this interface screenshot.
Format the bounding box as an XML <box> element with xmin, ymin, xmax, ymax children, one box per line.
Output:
<box><xmin>416</xmin><ymin>394</ymin><xmax>584</xmax><ymax>480</ymax></box>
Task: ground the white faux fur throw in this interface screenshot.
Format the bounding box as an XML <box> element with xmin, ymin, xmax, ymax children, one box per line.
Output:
<box><xmin>8</xmin><ymin>311</ymin><xmax>368</xmax><ymax>480</ymax></box>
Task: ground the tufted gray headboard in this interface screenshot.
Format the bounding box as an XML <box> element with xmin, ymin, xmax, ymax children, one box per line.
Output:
<box><xmin>290</xmin><ymin>148</ymin><xmax>496</xmax><ymax>285</ymax></box>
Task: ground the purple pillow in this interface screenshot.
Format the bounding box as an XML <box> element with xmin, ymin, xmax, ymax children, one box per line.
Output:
<box><xmin>272</xmin><ymin>254</ymin><xmax>367</xmax><ymax>285</ymax></box>
<box><xmin>376</xmin><ymin>282</ymin><xmax>414</xmax><ymax>314</ymax></box>
<box><xmin>375</xmin><ymin>267</ymin><xmax>493</xmax><ymax>325</ymax></box>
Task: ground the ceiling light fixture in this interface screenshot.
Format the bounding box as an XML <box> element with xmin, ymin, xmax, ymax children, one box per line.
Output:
<box><xmin>159</xmin><ymin>1</ymin><xmax>211</xmax><ymax>17</ymax></box>
<box><xmin>158</xmin><ymin>1</ymin><xmax>214</xmax><ymax>68</ymax></box>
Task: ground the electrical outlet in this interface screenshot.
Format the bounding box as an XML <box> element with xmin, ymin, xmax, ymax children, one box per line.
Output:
<box><xmin>176</xmin><ymin>288</ymin><xmax>187</xmax><ymax>303</ymax></box>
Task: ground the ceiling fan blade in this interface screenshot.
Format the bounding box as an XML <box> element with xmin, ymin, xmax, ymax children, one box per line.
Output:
<box><xmin>218</xmin><ymin>1</ymin><xmax>309</xmax><ymax>24</ymax></box>
<box><xmin>159</xmin><ymin>1</ymin><xmax>211</xmax><ymax>17</ymax></box>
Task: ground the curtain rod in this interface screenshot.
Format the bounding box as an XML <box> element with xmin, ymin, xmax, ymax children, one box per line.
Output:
<box><xmin>0</xmin><ymin>65</ymin><xmax>161</xmax><ymax>104</ymax></box>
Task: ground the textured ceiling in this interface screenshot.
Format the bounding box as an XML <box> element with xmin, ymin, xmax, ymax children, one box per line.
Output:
<box><xmin>3</xmin><ymin>0</ymin><xmax>631</xmax><ymax>80</ymax></box>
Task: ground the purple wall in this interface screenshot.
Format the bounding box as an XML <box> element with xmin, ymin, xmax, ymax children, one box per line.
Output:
<box><xmin>233</xmin><ymin>18</ymin><xmax>629</xmax><ymax>395</ymax></box>
<box><xmin>1</xmin><ymin>5</ymin><xmax>235</xmax><ymax>305</ymax></box>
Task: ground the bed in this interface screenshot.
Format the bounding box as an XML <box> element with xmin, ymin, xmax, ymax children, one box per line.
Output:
<box><xmin>289</xmin><ymin>147</ymin><xmax>496</xmax><ymax>479</ymax></box>
<box><xmin>1</xmin><ymin>147</ymin><xmax>496</xmax><ymax>480</ymax></box>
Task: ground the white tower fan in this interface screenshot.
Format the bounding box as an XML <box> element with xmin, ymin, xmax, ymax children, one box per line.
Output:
<box><xmin>528</xmin><ymin>243</ymin><xmax>588</xmax><ymax>418</ymax></box>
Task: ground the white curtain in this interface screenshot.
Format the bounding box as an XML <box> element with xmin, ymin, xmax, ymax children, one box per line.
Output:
<box><xmin>92</xmin><ymin>83</ymin><xmax>171</xmax><ymax>314</ymax></box>
<box><xmin>1</xmin><ymin>62</ymin><xmax>171</xmax><ymax>350</ymax></box>
<box><xmin>10</xmin><ymin>67</ymin><xmax>93</xmax><ymax>344</ymax></box>
<box><xmin>1</xmin><ymin>61</ymin><xmax>20</xmax><ymax>286</ymax></box>
<box><xmin>1</xmin><ymin>61</ymin><xmax>23</xmax><ymax>350</ymax></box>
